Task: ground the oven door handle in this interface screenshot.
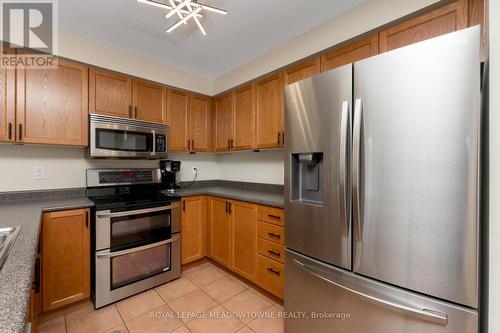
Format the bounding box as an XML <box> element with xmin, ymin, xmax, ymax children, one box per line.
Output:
<box><xmin>96</xmin><ymin>235</ymin><xmax>180</xmax><ymax>258</ymax></box>
<box><xmin>96</xmin><ymin>203</ymin><xmax>180</xmax><ymax>218</ymax></box>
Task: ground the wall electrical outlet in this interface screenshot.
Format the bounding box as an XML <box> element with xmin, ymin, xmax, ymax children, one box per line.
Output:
<box><xmin>33</xmin><ymin>166</ymin><xmax>46</xmax><ymax>180</ymax></box>
<box><xmin>192</xmin><ymin>167</ymin><xmax>198</xmax><ymax>175</ymax></box>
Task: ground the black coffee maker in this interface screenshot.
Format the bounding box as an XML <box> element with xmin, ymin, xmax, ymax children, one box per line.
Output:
<box><xmin>160</xmin><ymin>160</ymin><xmax>181</xmax><ymax>191</ymax></box>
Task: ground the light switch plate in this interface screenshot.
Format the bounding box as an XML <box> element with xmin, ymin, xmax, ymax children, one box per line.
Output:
<box><xmin>33</xmin><ymin>166</ymin><xmax>46</xmax><ymax>180</ymax></box>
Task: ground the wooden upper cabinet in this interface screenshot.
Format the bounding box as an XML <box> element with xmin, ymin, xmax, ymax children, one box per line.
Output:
<box><xmin>16</xmin><ymin>59</ymin><xmax>89</xmax><ymax>146</ymax></box>
<box><xmin>468</xmin><ymin>0</ymin><xmax>485</xmax><ymax>61</ymax></box>
<box><xmin>321</xmin><ymin>35</ymin><xmax>379</xmax><ymax>72</ymax></box>
<box><xmin>208</xmin><ymin>196</ymin><xmax>231</xmax><ymax>267</ymax></box>
<box><xmin>379</xmin><ymin>0</ymin><xmax>468</xmax><ymax>53</ymax></box>
<box><xmin>255</xmin><ymin>73</ymin><xmax>284</xmax><ymax>149</ymax></box>
<box><xmin>231</xmin><ymin>201</ymin><xmax>257</xmax><ymax>281</ymax></box>
<box><xmin>0</xmin><ymin>45</ymin><xmax>15</xmax><ymax>142</ymax></box>
<box><xmin>190</xmin><ymin>94</ymin><xmax>212</xmax><ymax>152</ymax></box>
<box><xmin>89</xmin><ymin>68</ymin><xmax>132</xmax><ymax>118</ymax></box>
<box><xmin>181</xmin><ymin>196</ymin><xmax>205</xmax><ymax>265</ymax></box>
<box><xmin>132</xmin><ymin>80</ymin><xmax>166</xmax><ymax>123</ymax></box>
<box><xmin>285</xmin><ymin>58</ymin><xmax>321</xmax><ymax>85</ymax></box>
<box><xmin>214</xmin><ymin>93</ymin><xmax>234</xmax><ymax>151</ymax></box>
<box><xmin>168</xmin><ymin>89</ymin><xmax>190</xmax><ymax>152</ymax></box>
<box><xmin>42</xmin><ymin>209</ymin><xmax>90</xmax><ymax>312</ymax></box>
<box><xmin>233</xmin><ymin>84</ymin><xmax>255</xmax><ymax>150</ymax></box>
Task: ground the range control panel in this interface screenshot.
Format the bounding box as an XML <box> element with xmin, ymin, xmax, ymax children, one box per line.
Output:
<box><xmin>87</xmin><ymin>169</ymin><xmax>161</xmax><ymax>187</ymax></box>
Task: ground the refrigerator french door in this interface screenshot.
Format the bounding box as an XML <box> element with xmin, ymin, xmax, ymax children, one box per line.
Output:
<box><xmin>284</xmin><ymin>26</ymin><xmax>481</xmax><ymax>333</ymax></box>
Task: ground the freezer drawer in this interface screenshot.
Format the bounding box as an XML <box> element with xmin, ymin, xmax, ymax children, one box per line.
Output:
<box><xmin>285</xmin><ymin>250</ymin><xmax>478</xmax><ymax>333</ymax></box>
<box><xmin>352</xmin><ymin>27</ymin><xmax>481</xmax><ymax>308</ymax></box>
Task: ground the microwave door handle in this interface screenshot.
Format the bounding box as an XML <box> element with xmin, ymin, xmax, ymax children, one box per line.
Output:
<box><xmin>96</xmin><ymin>235</ymin><xmax>180</xmax><ymax>258</ymax></box>
<box><xmin>96</xmin><ymin>203</ymin><xmax>180</xmax><ymax>218</ymax></box>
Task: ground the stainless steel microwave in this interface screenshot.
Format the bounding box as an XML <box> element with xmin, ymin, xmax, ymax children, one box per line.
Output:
<box><xmin>89</xmin><ymin>114</ymin><xmax>168</xmax><ymax>159</ymax></box>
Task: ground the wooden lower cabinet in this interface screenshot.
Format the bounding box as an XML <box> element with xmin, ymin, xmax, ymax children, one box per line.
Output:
<box><xmin>181</xmin><ymin>196</ymin><xmax>205</xmax><ymax>265</ymax></box>
<box><xmin>230</xmin><ymin>201</ymin><xmax>257</xmax><ymax>281</ymax></box>
<box><xmin>204</xmin><ymin>196</ymin><xmax>284</xmax><ymax>298</ymax></box>
<box><xmin>207</xmin><ymin>196</ymin><xmax>232</xmax><ymax>267</ymax></box>
<box><xmin>257</xmin><ymin>254</ymin><xmax>285</xmax><ymax>299</ymax></box>
<box><xmin>41</xmin><ymin>209</ymin><xmax>90</xmax><ymax>312</ymax></box>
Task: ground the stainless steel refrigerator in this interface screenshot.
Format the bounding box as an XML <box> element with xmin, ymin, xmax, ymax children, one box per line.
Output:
<box><xmin>284</xmin><ymin>26</ymin><xmax>481</xmax><ymax>333</ymax></box>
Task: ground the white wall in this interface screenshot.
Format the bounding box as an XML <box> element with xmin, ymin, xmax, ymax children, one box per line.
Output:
<box><xmin>488</xmin><ymin>0</ymin><xmax>499</xmax><ymax>331</ymax></box>
<box><xmin>0</xmin><ymin>145</ymin><xmax>218</xmax><ymax>192</ymax></box>
<box><xmin>58</xmin><ymin>31</ymin><xmax>213</xmax><ymax>96</ymax></box>
<box><xmin>213</xmin><ymin>0</ymin><xmax>439</xmax><ymax>94</ymax></box>
<box><xmin>218</xmin><ymin>150</ymin><xmax>284</xmax><ymax>185</ymax></box>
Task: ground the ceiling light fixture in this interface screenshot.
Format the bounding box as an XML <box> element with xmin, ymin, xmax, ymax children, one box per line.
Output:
<box><xmin>137</xmin><ymin>0</ymin><xmax>227</xmax><ymax>36</ymax></box>
<box><xmin>166</xmin><ymin>6</ymin><xmax>201</xmax><ymax>33</ymax></box>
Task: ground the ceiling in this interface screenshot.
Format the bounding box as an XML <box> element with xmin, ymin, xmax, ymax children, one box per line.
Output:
<box><xmin>59</xmin><ymin>0</ymin><xmax>367</xmax><ymax>79</ymax></box>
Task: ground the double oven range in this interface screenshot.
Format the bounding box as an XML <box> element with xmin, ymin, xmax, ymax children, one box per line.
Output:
<box><xmin>86</xmin><ymin>168</ymin><xmax>181</xmax><ymax>309</ymax></box>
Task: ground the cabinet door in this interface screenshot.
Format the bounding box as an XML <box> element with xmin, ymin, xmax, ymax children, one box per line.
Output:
<box><xmin>181</xmin><ymin>196</ymin><xmax>205</xmax><ymax>265</ymax></box>
<box><xmin>255</xmin><ymin>73</ymin><xmax>284</xmax><ymax>148</ymax></box>
<box><xmin>190</xmin><ymin>94</ymin><xmax>212</xmax><ymax>152</ymax></box>
<box><xmin>89</xmin><ymin>68</ymin><xmax>132</xmax><ymax>118</ymax></box>
<box><xmin>233</xmin><ymin>85</ymin><xmax>255</xmax><ymax>150</ymax></box>
<box><xmin>16</xmin><ymin>59</ymin><xmax>89</xmax><ymax>146</ymax></box>
<box><xmin>0</xmin><ymin>44</ymin><xmax>15</xmax><ymax>142</ymax></box>
<box><xmin>42</xmin><ymin>209</ymin><xmax>90</xmax><ymax>312</ymax></box>
<box><xmin>320</xmin><ymin>35</ymin><xmax>379</xmax><ymax>72</ymax></box>
<box><xmin>168</xmin><ymin>89</ymin><xmax>190</xmax><ymax>152</ymax></box>
<box><xmin>209</xmin><ymin>197</ymin><xmax>231</xmax><ymax>267</ymax></box>
<box><xmin>379</xmin><ymin>0</ymin><xmax>468</xmax><ymax>52</ymax></box>
<box><xmin>214</xmin><ymin>93</ymin><xmax>234</xmax><ymax>151</ymax></box>
<box><xmin>132</xmin><ymin>79</ymin><xmax>166</xmax><ymax>123</ymax></box>
<box><xmin>231</xmin><ymin>201</ymin><xmax>257</xmax><ymax>281</ymax></box>
<box><xmin>284</xmin><ymin>58</ymin><xmax>321</xmax><ymax>85</ymax></box>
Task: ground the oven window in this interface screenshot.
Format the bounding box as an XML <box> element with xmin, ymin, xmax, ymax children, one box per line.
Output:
<box><xmin>111</xmin><ymin>243</ymin><xmax>171</xmax><ymax>290</ymax></box>
<box><xmin>111</xmin><ymin>211</ymin><xmax>171</xmax><ymax>251</ymax></box>
<box><xmin>96</xmin><ymin>128</ymin><xmax>152</xmax><ymax>152</ymax></box>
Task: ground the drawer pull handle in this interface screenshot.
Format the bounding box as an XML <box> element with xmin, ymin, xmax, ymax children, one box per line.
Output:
<box><xmin>268</xmin><ymin>250</ymin><xmax>281</xmax><ymax>257</ymax></box>
<box><xmin>267</xmin><ymin>232</ymin><xmax>281</xmax><ymax>239</ymax></box>
<box><xmin>267</xmin><ymin>267</ymin><xmax>280</xmax><ymax>276</ymax></box>
<box><xmin>267</xmin><ymin>214</ymin><xmax>281</xmax><ymax>220</ymax></box>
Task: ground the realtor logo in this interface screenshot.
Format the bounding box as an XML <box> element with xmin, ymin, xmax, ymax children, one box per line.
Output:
<box><xmin>1</xmin><ymin>0</ymin><xmax>58</xmax><ymax>69</ymax></box>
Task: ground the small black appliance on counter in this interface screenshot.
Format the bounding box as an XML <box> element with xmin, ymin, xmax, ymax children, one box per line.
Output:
<box><xmin>160</xmin><ymin>160</ymin><xmax>181</xmax><ymax>191</ymax></box>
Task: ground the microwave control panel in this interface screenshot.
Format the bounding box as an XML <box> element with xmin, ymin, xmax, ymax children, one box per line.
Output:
<box><xmin>155</xmin><ymin>134</ymin><xmax>167</xmax><ymax>153</ymax></box>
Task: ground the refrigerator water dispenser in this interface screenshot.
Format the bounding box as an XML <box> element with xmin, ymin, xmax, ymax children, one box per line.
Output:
<box><xmin>291</xmin><ymin>153</ymin><xmax>323</xmax><ymax>205</ymax></box>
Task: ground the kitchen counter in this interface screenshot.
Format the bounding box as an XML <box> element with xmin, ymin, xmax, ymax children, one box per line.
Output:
<box><xmin>0</xmin><ymin>194</ymin><xmax>93</xmax><ymax>333</ymax></box>
<box><xmin>176</xmin><ymin>181</ymin><xmax>284</xmax><ymax>208</ymax></box>
<box><xmin>0</xmin><ymin>181</ymin><xmax>283</xmax><ymax>333</ymax></box>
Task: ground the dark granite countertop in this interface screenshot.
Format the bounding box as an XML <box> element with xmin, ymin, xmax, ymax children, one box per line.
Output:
<box><xmin>176</xmin><ymin>186</ymin><xmax>284</xmax><ymax>208</ymax></box>
<box><xmin>0</xmin><ymin>194</ymin><xmax>93</xmax><ymax>333</ymax></box>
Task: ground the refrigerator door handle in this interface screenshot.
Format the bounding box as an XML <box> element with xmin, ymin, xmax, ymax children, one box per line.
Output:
<box><xmin>293</xmin><ymin>259</ymin><xmax>448</xmax><ymax>326</ymax></box>
<box><xmin>339</xmin><ymin>100</ymin><xmax>349</xmax><ymax>236</ymax></box>
<box><xmin>353</xmin><ymin>98</ymin><xmax>363</xmax><ymax>241</ymax></box>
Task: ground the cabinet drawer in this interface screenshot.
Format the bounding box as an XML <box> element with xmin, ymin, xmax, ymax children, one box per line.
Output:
<box><xmin>257</xmin><ymin>206</ymin><xmax>284</xmax><ymax>226</ymax></box>
<box><xmin>257</xmin><ymin>254</ymin><xmax>284</xmax><ymax>299</ymax></box>
<box><xmin>258</xmin><ymin>238</ymin><xmax>285</xmax><ymax>263</ymax></box>
<box><xmin>257</xmin><ymin>221</ymin><xmax>284</xmax><ymax>245</ymax></box>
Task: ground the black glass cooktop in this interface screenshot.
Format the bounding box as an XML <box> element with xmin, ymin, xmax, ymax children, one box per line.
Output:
<box><xmin>87</xmin><ymin>185</ymin><xmax>180</xmax><ymax>211</ymax></box>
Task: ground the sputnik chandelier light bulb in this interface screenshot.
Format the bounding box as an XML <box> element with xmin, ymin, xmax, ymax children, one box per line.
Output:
<box><xmin>137</xmin><ymin>0</ymin><xmax>227</xmax><ymax>36</ymax></box>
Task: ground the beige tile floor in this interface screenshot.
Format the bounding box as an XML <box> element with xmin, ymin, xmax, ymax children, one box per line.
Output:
<box><xmin>38</xmin><ymin>261</ymin><xmax>284</xmax><ymax>333</ymax></box>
